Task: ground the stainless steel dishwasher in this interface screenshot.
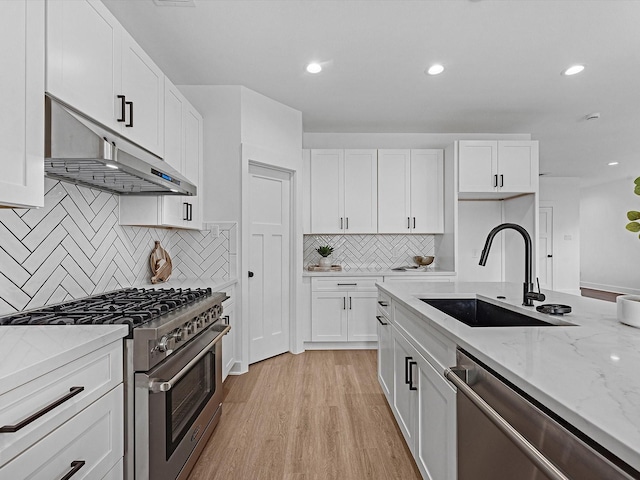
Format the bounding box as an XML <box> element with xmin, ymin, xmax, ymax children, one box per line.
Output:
<box><xmin>445</xmin><ymin>350</ymin><xmax>640</xmax><ymax>480</ymax></box>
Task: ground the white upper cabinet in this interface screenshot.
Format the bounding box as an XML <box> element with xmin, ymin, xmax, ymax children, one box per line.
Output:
<box><xmin>119</xmin><ymin>78</ymin><xmax>203</xmax><ymax>230</ymax></box>
<box><xmin>378</xmin><ymin>149</ymin><xmax>444</xmax><ymax>234</ymax></box>
<box><xmin>458</xmin><ymin>140</ymin><xmax>538</xmax><ymax>194</ymax></box>
<box><xmin>0</xmin><ymin>0</ymin><xmax>44</xmax><ymax>208</ymax></box>
<box><xmin>309</xmin><ymin>149</ymin><xmax>377</xmax><ymax>234</ymax></box>
<box><xmin>46</xmin><ymin>0</ymin><xmax>164</xmax><ymax>157</ymax></box>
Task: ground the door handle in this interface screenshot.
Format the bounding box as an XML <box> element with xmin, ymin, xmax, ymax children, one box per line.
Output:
<box><xmin>125</xmin><ymin>101</ymin><xmax>133</xmax><ymax>127</ymax></box>
<box><xmin>117</xmin><ymin>95</ymin><xmax>126</xmax><ymax>122</ymax></box>
<box><xmin>408</xmin><ymin>361</ymin><xmax>417</xmax><ymax>390</ymax></box>
<box><xmin>547</xmin><ymin>254</ymin><xmax>553</xmax><ymax>258</ymax></box>
<box><xmin>248</xmin><ymin>271</ymin><xmax>254</xmax><ymax>278</ymax></box>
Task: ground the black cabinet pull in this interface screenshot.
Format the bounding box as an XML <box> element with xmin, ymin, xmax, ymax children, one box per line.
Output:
<box><xmin>60</xmin><ymin>460</ymin><xmax>86</xmax><ymax>480</ymax></box>
<box><xmin>547</xmin><ymin>254</ymin><xmax>553</xmax><ymax>258</ymax></box>
<box><xmin>376</xmin><ymin>315</ymin><xmax>388</xmax><ymax>326</ymax></box>
<box><xmin>183</xmin><ymin>202</ymin><xmax>189</xmax><ymax>221</ymax></box>
<box><xmin>223</xmin><ymin>315</ymin><xmax>230</xmax><ymax>326</ymax></box>
<box><xmin>413</xmin><ymin>217</ymin><xmax>416</xmax><ymax>229</ymax></box>
<box><xmin>337</xmin><ymin>283</ymin><xmax>357</xmax><ymax>286</ymax></box>
<box><xmin>404</xmin><ymin>356</ymin><xmax>412</xmax><ymax>384</ymax></box>
<box><xmin>248</xmin><ymin>271</ymin><xmax>254</xmax><ymax>278</ymax></box>
<box><xmin>125</xmin><ymin>101</ymin><xmax>133</xmax><ymax>127</ymax></box>
<box><xmin>349</xmin><ymin>297</ymin><xmax>352</xmax><ymax>310</ymax></box>
<box><xmin>343</xmin><ymin>297</ymin><xmax>346</xmax><ymax>310</ymax></box>
<box><xmin>117</xmin><ymin>95</ymin><xmax>126</xmax><ymax>122</ymax></box>
<box><xmin>0</xmin><ymin>386</ymin><xmax>84</xmax><ymax>433</ymax></box>
<box><xmin>377</xmin><ymin>300</ymin><xmax>388</xmax><ymax>307</ymax></box>
<box><xmin>340</xmin><ymin>217</ymin><xmax>343</xmax><ymax>229</ymax></box>
<box><xmin>408</xmin><ymin>361</ymin><xmax>417</xmax><ymax>390</ymax></box>
<box><xmin>407</xmin><ymin>217</ymin><xmax>410</xmax><ymax>229</ymax></box>
<box><xmin>346</xmin><ymin>217</ymin><xmax>349</xmax><ymax>229</ymax></box>
<box><xmin>494</xmin><ymin>174</ymin><xmax>498</xmax><ymax>188</ymax></box>
<box><xmin>188</xmin><ymin>203</ymin><xmax>193</xmax><ymax>221</ymax></box>
<box><xmin>500</xmin><ymin>174</ymin><xmax>504</xmax><ymax>187</ymax></box>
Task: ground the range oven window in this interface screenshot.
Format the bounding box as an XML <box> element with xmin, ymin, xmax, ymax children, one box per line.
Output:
<box><xmin>166</xmin><ymin>350</ymin><xmax>216</xmax><ymax>459</ymax></box>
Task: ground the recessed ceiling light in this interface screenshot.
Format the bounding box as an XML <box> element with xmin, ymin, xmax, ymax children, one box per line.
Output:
<box><xmin>152</xmin><ymin>0</ymin><xmax>196</xmax><ymax>6</ymax></box>
<box><xmin>426</xmin><ymin>64</ymin><xmax>445</xmax><ymax>75</ymax></box>
<box><xmin>106</xmin><ymin>163</ymin><xmax>119</xmax><ymax>169</ymax></box>
<box><xmin>562</xmin><ymin>65</ymin><xmax>585</xmax><ymax>76</ymax></box>
<box><xmin>306</xmin><ymin>63</ymin><xmax>322</xmax><ymax>74</ymax></box>
<box><xmin>608</xmin><ymin>162</ymin><xmax>619</xmax><ymax>166</ymax></box>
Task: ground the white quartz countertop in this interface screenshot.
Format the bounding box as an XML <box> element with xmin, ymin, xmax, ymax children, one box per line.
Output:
<box><xmin>303</xmin><ymin>267</ymin><xmax>455</xmax><ymax>277</ymax></box>
<box><xmin>0</xmin><ymin>325</ymin><xmax>128</xmax><ymax>394</ymax></box>
<box><xmin>377</xmin><ymin>280</ymin><xmax>640</xmax><ymax>471</ymax></box>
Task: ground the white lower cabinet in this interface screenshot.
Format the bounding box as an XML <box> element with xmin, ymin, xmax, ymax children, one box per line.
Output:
<box><xmin>376</xmin><ymin>309</ymin><xmax>393</xmax><ymax>401</ymax></box>
<box><xmin>222</xmin><ymin>295</ymin><xmax>235</xmax><ymax>380</ymax></box>
<box><xmin>310</xmin><ymin>277</ymin><xmax>381</xmax><ymax>342</ymax></box>
<box><xmin>386</xmin><ymin>312</ymin><xmax>457</xmax><ymax>479</ymax></box>
<box><xmin>2</xmin><ymin>384</ymin><xmax>123</xmax><ymax>480</ymax></box>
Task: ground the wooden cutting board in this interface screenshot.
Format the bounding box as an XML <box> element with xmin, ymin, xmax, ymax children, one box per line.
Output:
<box><xmin>150</xmin><ymin>241</ymin><xmax>172</xmax><ymax>284</ymax></box>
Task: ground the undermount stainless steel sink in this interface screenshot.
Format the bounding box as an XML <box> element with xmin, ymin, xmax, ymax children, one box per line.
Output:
<box><xmin>421</xmin><ymin>298</ymin><xmax>575</xmax><ymax>327</ymax></box>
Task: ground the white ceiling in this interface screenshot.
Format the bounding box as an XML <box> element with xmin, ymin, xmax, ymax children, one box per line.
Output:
<box><xmin>102</xmin><ymin>0</ymin><xmax>640</xmax><ymax>186</ymax></box>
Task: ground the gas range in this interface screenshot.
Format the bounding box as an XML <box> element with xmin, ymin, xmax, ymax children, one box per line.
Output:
<box><xmin>1</xmin><ymin>286</ymin><xmax>231</xmax><ymax>480</ymax></box>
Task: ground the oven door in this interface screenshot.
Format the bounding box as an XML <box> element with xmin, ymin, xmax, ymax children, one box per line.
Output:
<box><xmin>135</xmin><ymin>323</ymin><xmax>230</xmax><ymax>480</ymax></box>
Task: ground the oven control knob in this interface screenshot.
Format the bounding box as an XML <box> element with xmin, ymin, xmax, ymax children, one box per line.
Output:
<box><xmin>173</xmin><ymin>328</ymin><xmax>183</xmax><ymax>342</ymax></box>
<box><xmin>185</xmin><ymin>322</ymin><xmax>194</xmax><ymax>334</ymax></box>
<box><xmin>158</xmin><ymin>335</ymin><xmax>170</xmax><ymax>353</ymax></box>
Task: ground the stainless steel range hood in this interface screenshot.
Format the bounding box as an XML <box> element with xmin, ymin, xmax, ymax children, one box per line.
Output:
<box><xmin>44</xmin><ymin>96</ymin><xmax>196</xmax><ymax>196</ymax></box>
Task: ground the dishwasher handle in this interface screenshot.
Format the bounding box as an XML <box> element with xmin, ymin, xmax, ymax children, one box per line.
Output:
<box><xmin>445</xmin><ymin>368</ymin><xmax>570</xmax><ymax>480</ymax></box>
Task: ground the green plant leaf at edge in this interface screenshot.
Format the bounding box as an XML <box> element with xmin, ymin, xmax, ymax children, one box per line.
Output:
<box><xmin>626</xmin><ymin>221</ymin><xmax>640</xmax><ymax>233</ymax></box>
<box><xmin>628</xmin><ymin>211</ymin><xmax>640</xmax><ymax>221</ymax></box>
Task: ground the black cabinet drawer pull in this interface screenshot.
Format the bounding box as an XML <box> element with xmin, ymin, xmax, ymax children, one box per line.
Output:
<box><xmin>0</xmin><ymin>386</ymin><xmax>84</xmax><ymax>433</ymax></box>
<box><xmin>377</xmin><ymin>300</ymin><xmax>388</xmax><ymax>307</ymax></box>
<box><xmin>125</xmin><ymin>101</ymin><xmax>133</xmax><ymax>127</ymax></box>
<box><xmin>337</xmin><ymin>283</ymin><xmax>357</xmax><ymax>286</ymax></box>
<box><xmin>404</xmin><ymin>356</ymin><xmax>412</xmax><ymax>384</ymax></box>
<box><xmin>408</xmin><ymin>361</ymin><xmax>417</xmax><ymax>390</ymax></box>
<box><xmin>60</xmin><ymin>460</ymin><xmax>86</xmax><ymax>480</ymax></box>
<box><xmin>117</xmin><ymin>95</ymin><xmax>126</xmax><ymax>122</ymax></box>
<box><xmin>376</xmin><ymin>315</ymin><xmax>388</xmax><ymax>326</ymax></box>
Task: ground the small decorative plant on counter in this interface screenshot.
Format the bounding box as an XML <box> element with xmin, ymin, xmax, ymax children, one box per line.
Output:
<box><xmin>316</xmin><ymin>245</ymin><xmax>334</xmax><ymax>267</ymax></box>
<box><xmin>626</xmin><ymin>177</ymin><xmax>640</xmax><ymax>239</ymax></box>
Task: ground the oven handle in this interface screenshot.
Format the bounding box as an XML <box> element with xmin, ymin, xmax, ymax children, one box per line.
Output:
<box><xmin>148</xmin><ymin>325</ymin><xmax>231</xmax><ymax>393</ymax></box>
<box><xmin>445</xmin><ymin>368</ymin><xmax>570</xmax><ymax>480</ymax></box>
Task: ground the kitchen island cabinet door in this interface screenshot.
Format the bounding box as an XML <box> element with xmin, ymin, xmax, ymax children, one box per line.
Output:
<box><xmin>377</xmin><ymin>311</ymin><xmax>393</xmax><ymax>400</ymax></box>
<box><xmin>0</xmin><ymin>0</ymin><xmax>44</xmax><ymax>208</ymax></box>
<box><xmin>414</xmin><ymin>349</ymin><xmax>457</xmax><ymax>480</ymax></box>
<box><xmin>392</xmin><ymin>329</ymin><xmax>417</xmax><ymax>453</ymax></box>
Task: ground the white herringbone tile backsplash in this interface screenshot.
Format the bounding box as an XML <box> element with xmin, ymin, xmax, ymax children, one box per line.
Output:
<box><xmin>0</xmin><ymin>178</ymin><xmax>233</xmax><ymax>315</ymax></box>
<box><xmin>304</xmin><ymin>234</ymin><xmax>436</xmax><ymax>270</ymax></box>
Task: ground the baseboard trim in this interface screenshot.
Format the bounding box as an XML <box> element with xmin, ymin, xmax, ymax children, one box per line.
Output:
<box><xmin>303</xmin><ymin>341</ymin><xmax>377</xmax><ymax>350</ymax></box>
<box><xmin>581</xmin><ymin>282</ymin><xmax>640</xmax><ymax>296</ymax></box>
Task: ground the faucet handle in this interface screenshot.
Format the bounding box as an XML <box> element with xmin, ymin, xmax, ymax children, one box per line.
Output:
<box><xmin>527</xmin><ymin>278</ymin><xmax>546</xmax><ymax>302</ymax></box>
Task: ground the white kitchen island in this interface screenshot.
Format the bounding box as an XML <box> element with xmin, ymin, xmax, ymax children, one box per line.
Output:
<box><xmin>377</xmin><ymin>280</ymin><xmax>640</xmax><ymax>476</ymax></box>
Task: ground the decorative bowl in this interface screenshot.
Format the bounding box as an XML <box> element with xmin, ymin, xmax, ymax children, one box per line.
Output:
<box><xmin>617</xmin><ymin>295</ymin><xmax>640</xmax><ymax>328</ymax></box>
<box><xmin>413</xmin><ymin>255</ymin><xmax>434</xmax><ymax>266</ymax></box>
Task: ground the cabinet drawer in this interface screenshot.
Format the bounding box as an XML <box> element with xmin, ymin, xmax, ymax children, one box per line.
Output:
<box><xmin>0</xmin><ymin>341</ymin><xmax>122</xmax><ymax>466</ymax></box>
<box><xmin>1</xmin><ymin>384</ymin><xmax>123</xmax><ymax>480</ymax></box>
<box><xmin>312</xmin><ymin>276</ymin><xmax>382</xmax><ymax>292</ymax></box>
<box><xmin>394</xmin><ymin>303</ymin><xmax>455</xmax><ymax>372</ymax></box>
<box><xmin>377</xmin><ymin>291</ymin><xmax>392</xmax><ymax>318</ymax></box>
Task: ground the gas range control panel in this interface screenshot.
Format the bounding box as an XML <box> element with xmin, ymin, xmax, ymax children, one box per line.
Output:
<box><xmin>149</xmin><ymin>305</ymin><xmax>222</xmax><ymax>360</ymax></box>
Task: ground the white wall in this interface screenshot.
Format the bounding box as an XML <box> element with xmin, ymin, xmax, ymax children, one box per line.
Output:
<box><xmin>581</xmin><ymin>177</ymin><xmax>640</xmax><ymax>295</ymax></box>
<box><xmin>539</xmin><ymin>177</ymin><xmax>581</xmax><ymax>294</ymax></box>
<box><xmin>503</xmin><ymin>193</ymin><xmax>537</xmax><ymax>286</ymax></box>
<box><xmin>457</xmin><ymin>200</ymin><xmax>503</xmax><ymax>282</ymax></box>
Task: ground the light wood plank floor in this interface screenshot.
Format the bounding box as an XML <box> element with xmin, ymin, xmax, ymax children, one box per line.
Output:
<box><xmin>188</xmin><ymin>350</ymin><xmax>421</xmax><ymax>480</ymax></box>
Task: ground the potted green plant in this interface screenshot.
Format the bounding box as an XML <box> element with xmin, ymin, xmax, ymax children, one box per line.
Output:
<box><xmin>316</xmin><ymin>245</ymin><xmax>334</xmax><ymax>267</ymax></box>
<box><xmin>625</xmin><ymin>176</ymin><xmax>640</xmax><ymax>238</ymax></box>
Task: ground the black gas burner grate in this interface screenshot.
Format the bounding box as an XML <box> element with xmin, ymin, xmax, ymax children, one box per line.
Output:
<box><xmin>0</xmin><ymin>287</ymin><xmax>212</xmax><ymax>329</ymax></box>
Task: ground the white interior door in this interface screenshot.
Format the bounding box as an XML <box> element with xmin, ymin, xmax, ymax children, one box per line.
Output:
<box><xmin>248</xmin><ymin>165</ymin><xmax>291</xmax><ymax>364</ymax></box>
<box><xmin>538</xmin><ymin>207</ymin><xmax>553</xmax><ymax>290</ymax></box>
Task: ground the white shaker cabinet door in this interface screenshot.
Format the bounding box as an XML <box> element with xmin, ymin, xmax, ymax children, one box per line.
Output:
<box><xmin>311</xmin><ymin>292</ymin><xmax>348</xmax><ymax>342</ymax></box>
<box><xmin>0</xmin><ymin>0</ymin><xmax>44</xmax><ymax>208</ymax></box>
<box><xmin>497</xmin><ymin>141</ymin><xmax>538</xmax><ymax>192</ymax></box>
<box><xmin>410</xmin><ymin>149</ymin><xmax>444</xmax><ymax>234</ymax></box>
<box><xmin>310</xmin><ymin>150</ymin><xmax>343</xmax><ymax>233</ymax></box>
<box><xmin>392</xmin><ymin>328</ymin><xmax>417</xmax><ymax>453</ymax></box>
<box><xmin>120</xmin><ymin>31</ymin><xmax>164</xmax><ymax>157</ymax></box>
<box><xmin>182</xmin><ymin>103</ymin><xmax>203</xmax><ymax>229</ymax></box>
<box><xmin>346</xmin><ymin>291</ymin><xmax>378</xmax><ymax>342</ymax></box>
<box><xmin>458</xmin><ymin>140</ymin><xmax>498</xmax><ymax>193</ymax></box>
<box><xmin>377</xmin><ymin>314</ymin><xmax>393</xmax><ymax>400</ymax></box>
<box><xmin>343</xmin><ymin>149</ymin><xmax>377</xmax><ymax>233</ymax></box>
<box><xmin>378</xmin><ymin>150</ymin><xmax>411</xmax><ymax>233</ymax></box>
<box><xmin>46</xmin><ymin>0</ymin><xmax>121</xmax><ymax>131</ymax></box>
